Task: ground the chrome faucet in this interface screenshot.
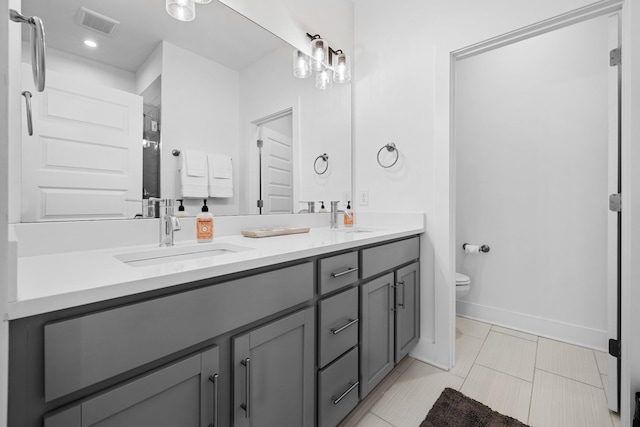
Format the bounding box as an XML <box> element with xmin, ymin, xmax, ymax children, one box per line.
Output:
<box><xmin>152</xmin><ymin>198</ymin><xmax>181</xmax><ymax>246</ymax></box>
<box><xmin>330</xmin><ymin>201</ymin><xmax>352</xmax><ymax>229</ymax></box>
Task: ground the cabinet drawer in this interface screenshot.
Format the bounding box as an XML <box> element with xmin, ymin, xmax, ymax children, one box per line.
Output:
<box><xmin>361</xmin><ymin>236</ymin><xmax>419</xmax><ymax>280</ymax></box>
<box><xmin>318</xmin><ymin>287</ymin><xmax>359</xmax><ymax>368</ymax></box>
<box><xmin>318</xmin><ymin>346</ymin><xmax>359</xmax><ymax>427</ymax></box>
<box><xmin>44</xmin><ymin>262</ymin><xmax>313</xmax><ymax>402</ymax></box>
<box><xmin>319</xmin><ymin>251</ymin><xmax>359</xmax><ymax>295</ymax></box>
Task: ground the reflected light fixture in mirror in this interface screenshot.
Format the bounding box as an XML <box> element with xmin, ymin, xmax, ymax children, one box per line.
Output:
<box><xmin>316</xmin><ymin>67</ymin><xmax>333</xmax><ymax>90</ymax></box>
<box><xmin>193</xmin><ymin>0</ymin><xmax>212</xmax><ymax>3</ymax></box>
<box><xmin>166</xmin><ymin>0</ymin><xmax>196</xmax><ymax>22</ymax></box>
<box><xmin>293</xmin><ymin>50</ymin><xmax>312</xmax><ymax>78</ymax></box>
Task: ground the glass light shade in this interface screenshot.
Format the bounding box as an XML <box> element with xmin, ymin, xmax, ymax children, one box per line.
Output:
<box><xmin>193</xmin><ymin>0</ymin><xmax>212</xmax><ymax>3</ymax></box>
<box><xmin>310</xmin><ymin>38</ymin><xmax>328</xmax><ymax>72</ymax></box>
<box><xmin>315</xmin><ymin>67</ymin><xmax>333</xmax><ymax>90</ymax></box>
<box><xmin>166</xmin><ymin>0</ymin><xmax>196</xmax><ymax>22</ymax></box>
<box><xmin>333</xmin><ymin>52</ymin><xmax>351</xmax><ymax>84</ymax></box>
<box><xmin>292</xmin><ymin>49</ymin><xmax>312</xmax><ymax>78</ymax></box>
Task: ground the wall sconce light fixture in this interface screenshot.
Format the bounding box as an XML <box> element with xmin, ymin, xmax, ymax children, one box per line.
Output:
<box><xmin>293</xmin><ymin>33</ymin><xmax>351</xmax><ymax>89</ymax></box>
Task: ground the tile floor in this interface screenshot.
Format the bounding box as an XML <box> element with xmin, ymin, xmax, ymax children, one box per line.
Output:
<box><xmin>338</xmin><ymin>316</ymin><xmax>621</xmax><ymax>427</ymax></box>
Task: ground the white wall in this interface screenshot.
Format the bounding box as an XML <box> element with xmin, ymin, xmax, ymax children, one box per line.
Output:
<box><xmin>353</xmin><ymin>0</ymin><xmax>603</xmax><ymax>369</ymax></box>
<box><xmin>455</xmin><ymin>16</ymin><xmax>610</xmax><ymax>349</ymax></box>
<box><xmin>160</xmin><ymin>42</ymin><xmax>240</xmax><ymax>216</ymax></box>
<box><xmin>239</xmin><ymin>46</ymin><xmax>352</xmax><ymax>214</ymax></box>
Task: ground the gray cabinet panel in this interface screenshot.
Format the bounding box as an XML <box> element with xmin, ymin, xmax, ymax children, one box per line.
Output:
<box><xmin>318</xmin><ymin>287</ymin><xmax>359</xmax><ymax>368</ymax></box>
<box><xmin>360</xmin><ymin>273</ymin><xmax>394</xmax><ymax>398</ymax></box>
<box><xmin>44</xmin><ymin>262</ymin><xmax>312</xmax><ymax>401</ymax></box>
<box><xmin>395</xmin><ymin>262</ymin><xmax>420</xmax><ymax>362</ymax></box>
<box><xmin>45</xmin><ymin>346</ymin><xmax>219</xmax><ymax>427</ymax></box>
<box><xmin>319</xmin><ymin>251</ymin><xmax>359</xmax><ymax>295</ymax></box>
<box><xmin>233</xmin><ymin>307</ymin><xmax>315</xmax><ymax>427</ymax></box>
<box><xmin>361</xmin><ymin>237</ymin><xmax>419</xmax><ymax>280</ymax></box>
<box><xmin>318</xmin><ymin>347</ymin><xmax>359</xmax><ymax>427</ymax></box>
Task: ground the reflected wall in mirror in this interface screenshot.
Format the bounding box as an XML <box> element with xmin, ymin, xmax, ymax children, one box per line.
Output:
<box><xmin>18</xmin><ymin>0</ymin><xmax>351</xmax><ymax>222</ymax></box>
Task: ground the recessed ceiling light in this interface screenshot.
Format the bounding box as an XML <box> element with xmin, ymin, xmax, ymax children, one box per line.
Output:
<box><xmin>83</xmin><ymin>39</ymin><xmax>98</xmax><ymax>48</ymax></box>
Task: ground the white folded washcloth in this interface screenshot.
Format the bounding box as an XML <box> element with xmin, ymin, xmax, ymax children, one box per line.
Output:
<box><xmin>180</xmin><ymin>152</ymin><xmax>209</xmax><ymax>198</ymax></box>
<box><xmin>207</xmin><ymin>153</ymin><xmax>233</xmax><ymax>198</ymax></box>
<box><xmin>184</xmin><ymin>149</ymin><xmax>207</xmax><ymax>177</ymax></box>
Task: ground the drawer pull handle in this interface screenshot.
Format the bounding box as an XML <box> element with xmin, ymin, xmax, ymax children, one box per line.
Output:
<box><xmin>396</xmin><ymin>280</ymin><xmax>406</xmax><ymax>309</ymax></box>
<box><xmin>240</xmin><ymin>358</ymin><xmax>251</xmax><ymax>418</ymax></box>
<box><xmin>331</xmin><ymin>267</ymin><xmax>359</xmax><ymax>278</ymax></box>
<box><xmin>331</xmin><ymin>318</ymin><xmax>359</xmax><ymax>335</ymax></box>
<box><xmin>332</xmin><ymin>381</ymin><xmax>359</xmax><ymax>405</ymax></box>
<box><xmin>209</xmin><ymin>374</ymin><xmax>219</xmax><ymax>427</ymax></box>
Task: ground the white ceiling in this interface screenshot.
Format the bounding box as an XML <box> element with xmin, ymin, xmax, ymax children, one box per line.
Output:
<box><xmin>21</xmin><ymin>0</ymin><xmax>287</xmax><ymax>73</ymax></box>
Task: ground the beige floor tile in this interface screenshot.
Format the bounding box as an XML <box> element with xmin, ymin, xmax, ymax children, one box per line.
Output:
<box><xmin>611</xmin><ymin>412</ymin><xmax>621</xmax><ymax>427</ymax></box>
<box><xmin>529</xmin><ymin>369</ymin><xmax>612</xmax><ymax>427</ymax></box>
<box><xmin>353</xmin><ymin>412</ymin><xmax>394</xmax><ymax>427</ymax></box>
<box><xmin>475</xmin><ymin>331</ymin><xmax>537</xmax><ymax>381</ymax></box>
<box><xmin>602</xmin><ymin>374</ymin><xmax>609</xmax><ymax>404</ymax></box>
<box><xmin>594</xmin><ymin>350</ymin><xmax>609</xmax><ymax>375</ymax></box>
<box><xmin>536</xmin><ymin>338</ymin><xmax>602</xmax><ymax>387</ymax></box>
<box><xmin>450</xmin><ymin>333</ymin><xmax>484</xmax><ymax>378</ymax></box>
<box><xmin>370</xmin><ymin>360</ymin><xmax>464</xmax><ymax>427</ymax></box>
<box><xmin>456</xmin><ymin>316</ymin><xmax>492</xmax><ymax>340</ymax></box>
<box><xmin>460</xmin><ymin>364</ymin><xmax>532</xmax><ymax>423</ymax></box>
<box><xmin>339</xmin><ymin>358</ymin><xmax>415</xmax><ymax>427</ymax></box>
<box><xmin>491</xmin><ymin>325</ymin><xmax>538</xmax><ymax>342</ymax></box>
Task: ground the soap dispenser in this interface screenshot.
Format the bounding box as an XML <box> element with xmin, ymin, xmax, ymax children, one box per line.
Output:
<box><xmin>176</xmin><ymin>199</ymin><xmax>190</xmax><ymax>218</ymax></box>
<box><xmin>319</xmin><ymin>201</ymin><xmax>327</xmax><ymax>213</ymax></box>
<box><xmin>196</xmin><ymin>199</ymin><xmax>214</xmax><ymax>243</ymax></box>
<box><xmin>344</xmin><ymin>201</ymin><xmax>354</xmax><ymax>227</ymax></box>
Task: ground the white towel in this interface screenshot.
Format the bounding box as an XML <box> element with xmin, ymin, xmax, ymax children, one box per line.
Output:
<box><xmin>180</xmin><ymin>152</ymin><xmax>209</xmax><ymax>198</ymax></box>
<box><xmin>207</xmin><ymin>153</ymin><xmax>233</xmax><ymax>198</ymax></box>
<box><xmin>184</xmin><ymin>149</ymin><xmax>207</xmax><ymax>177</ymax></box>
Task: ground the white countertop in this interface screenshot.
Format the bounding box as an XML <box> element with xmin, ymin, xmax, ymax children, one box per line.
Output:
<box><xmin>8</xmin><ymin>218</ymin><xmax>424</xmax><ymax>320</ymax></box>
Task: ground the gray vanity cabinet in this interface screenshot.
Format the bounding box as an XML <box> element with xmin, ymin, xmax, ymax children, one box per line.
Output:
<box><xmin>232</xmin><ymin>306</ymin><xmax>315</xmax><ymax>427</ymax></box>
<box><xmin>395</xmin><ymin>261</ymin><xmax>420</xmax><ymax>362</ymax></box>
<box><xmin>44</xmin><ymin>346</ymin><xmax>220</xmax><ymax>427</ymax></box>
<box><xmin>360</xmin><ymin>273</ymin><xmax>395</xmax><ymax>398</ymax></box>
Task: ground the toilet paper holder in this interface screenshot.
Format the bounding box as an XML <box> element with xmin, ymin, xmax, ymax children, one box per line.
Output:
<box><xmin>462</xmin><ymin>243</ymin><xmax>490</xmax><ymax>253</ymax></box>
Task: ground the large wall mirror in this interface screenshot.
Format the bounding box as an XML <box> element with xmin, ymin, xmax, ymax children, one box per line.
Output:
<box><xmin>18</xmin><ymin>0</ymin><xmax>351</xmax><ymax>222</ymax></box>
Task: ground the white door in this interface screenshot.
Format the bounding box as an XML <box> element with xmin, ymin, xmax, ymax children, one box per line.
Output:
<box><xmin>21</xmin><ymin>66</ymin><xmax>143</xmax><ymax>221</ymax></box>
<box><xmin>260</xmin><ymin>125</ymin><xmax>293</xmax><ymax>214</ymax></box>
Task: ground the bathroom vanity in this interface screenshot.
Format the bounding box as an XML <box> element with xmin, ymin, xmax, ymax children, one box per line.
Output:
<box><xmin>6</xmin><ymin>220</ymin><xmax>423</xmax><ymax>427</ymax></box>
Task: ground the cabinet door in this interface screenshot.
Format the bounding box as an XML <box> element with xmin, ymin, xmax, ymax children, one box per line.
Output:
<box><xmin>44</xmin><ymin>346</ymin><xmax>220</xmax><ymax>427</ymax></box>
<box><xmin>233</xmin><ymin>307</ymin><xmax>315</xmax><ymax>427</ymax></box>
<box><xmin>395</xmin><ymin>262</ymin><xmax>420</xmax><ymax>362</ymax></box>
<box><xmin>360</xmin><ymin>273</ymin><xmax>395</xmax><ymax>399</ymax></box>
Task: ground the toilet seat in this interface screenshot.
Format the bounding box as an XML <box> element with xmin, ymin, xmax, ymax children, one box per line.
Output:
<box><xmin>456</xmin><ymin>272</ymin><xmax>471</xmax><ymax>286</ymax></box>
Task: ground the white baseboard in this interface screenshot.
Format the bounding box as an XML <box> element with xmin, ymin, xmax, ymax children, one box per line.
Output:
<box><xmin>456</xmin><ymin>300</ymin><xmax>608</xmax><ymax>352</ymax></box>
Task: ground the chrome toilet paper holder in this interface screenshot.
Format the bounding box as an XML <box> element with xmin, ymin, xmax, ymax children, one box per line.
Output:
<box><xmin>462</xmin><ymin>243</ymin><xmax>490</xmax><ymax>253</ymax></box>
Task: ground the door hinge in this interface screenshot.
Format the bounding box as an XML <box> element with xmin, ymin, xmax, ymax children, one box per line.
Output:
<box><xmin>609</xmin><ymin>338</ymin><xmax>621</xmax><ymax>358</ymax></box>
<box><xmin>609</xmin><ymin>193</ymin><xmax>622</xmax><ymax>212</ymax></box>
<box><xmin>257</xmin><ymin>139</ymin><xmax>263</xmax><ymax>148</ymax></box>
<box><xmin>256</xmin><ymin>199</ymin><xmax>263</xmax><ymax>208</ymax></box>
<box><xmin>610</xmin><ymin>47</ymin><xmax>621</xmax><ymax>66</ymax></box>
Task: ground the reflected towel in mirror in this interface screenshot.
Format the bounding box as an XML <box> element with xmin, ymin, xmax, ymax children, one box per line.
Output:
<box><xmin>180</xmin><ymin>150</ymin><xmax>209</xmax><ymax>198</ymax></box>
<box><xmin>208</xmin><ymin>153</ymin><xmax>233</xmax><ymax>198</ymax></box>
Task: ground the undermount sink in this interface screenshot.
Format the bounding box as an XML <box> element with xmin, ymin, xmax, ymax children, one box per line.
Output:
<box><xmin>115</xmin><ymin>242</ymin><xmax>253</xmax><ymax>267</ymax></box>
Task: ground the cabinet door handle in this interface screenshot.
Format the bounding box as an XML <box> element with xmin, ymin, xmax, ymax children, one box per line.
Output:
<box><xmin>397</xmin><ymin>280</ymin><xmax>405</xmax><ymax>309</ymax></box>
<box><xmin>240</xmin><ymin>358</ymin><xmax>251</xmax><ymax>418</ymax></box>
<box><xmin>209</xmin><ymin>374</ymin><xmax>219</xmax><ymax>427</ymax></box>
<box><xmin>331</xmin><ymin>318</ymin><xmax>359</xmax><ymax>335</ymax></box>
<box><xmin>22</xmin><ymin>91</ymin><xmax>33</xmax><ymax>136</ymax></box>
<box><xmin>332</xmin><ymin>381</ymin><xmax>359</xmax><ymax>405</ymax></box>
<box><xmin>330</xmin><ymin>267</ymin><xmax>359</xmax><ymax>278</ymax></box>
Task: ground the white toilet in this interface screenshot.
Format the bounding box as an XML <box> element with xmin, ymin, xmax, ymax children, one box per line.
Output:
<box><xmin>456</xmin><ymin>272</ymin><xmax>471</xmax><ymax>299</ymax></box>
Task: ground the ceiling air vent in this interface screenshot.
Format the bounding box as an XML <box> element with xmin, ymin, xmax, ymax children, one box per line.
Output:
<box><xmin>75</xmin><ymin>7</ymin><xmax>120</xmax><ymax>37</ymax></box>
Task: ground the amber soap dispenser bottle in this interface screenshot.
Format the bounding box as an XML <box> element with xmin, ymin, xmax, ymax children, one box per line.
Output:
<box><xmin>196</xmin><ymin>199</ymin><xmax>214</xmax><ymax>242</ymax></box>
<box><xmin>344</xmin><ymin>200</ymin><xmax>354</xmax><ymax>227</ymax></box>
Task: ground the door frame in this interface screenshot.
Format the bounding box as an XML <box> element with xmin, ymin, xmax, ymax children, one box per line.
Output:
<box><xmin>449</xmin><ymin>0</ymin><xmax>623</xmax><ymax>410</ymax></box>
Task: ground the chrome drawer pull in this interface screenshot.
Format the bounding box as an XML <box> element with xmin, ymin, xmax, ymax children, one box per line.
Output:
<box><xmin>396</xmin><ymin>280</ymin><xmax>405</xmax><ymax>309</ymax></box>
<box><xmin>331</xmin><ymin>318</ymin><xmax>359</xmax><ymax>335</ymax></box>
<box><xmin>209</xmin><ymin>374</ymin><xmax>219</xmax><ymax>427</ymax></box>
<box><xmin>332</xmin><ymin>381</ymin><xmax>359</xmax><ymax>405</ymax></box>
<box><xmin>240</xmin><ymin>358</ymin><xmax>251</xmax><ymax>418</ymax></box>
<box><xmin>330</xmin><ymin>267</ymin><xmax>359</xmax><ymax>278</ymax></box>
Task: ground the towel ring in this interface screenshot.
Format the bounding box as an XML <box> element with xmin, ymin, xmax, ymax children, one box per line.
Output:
<box><xmin>314</xmin><ymin>153</ymin><xmax>329</xmax><ymax>175</ymax></box>
<box><xmin>377</xmin><ymin>142</ymin><xmax>399</xmax><ymax>168</ymax></box>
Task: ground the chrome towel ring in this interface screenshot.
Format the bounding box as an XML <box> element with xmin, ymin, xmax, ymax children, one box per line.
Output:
<box><xmin>377</xmin><ymin>142</ymin><xmax>399</xmax><ymax>168</ymax></box>
<box><xmin>314</xmin><ymin>153</ymin><xmax>329</xmax><ymax>175</ymax></box>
